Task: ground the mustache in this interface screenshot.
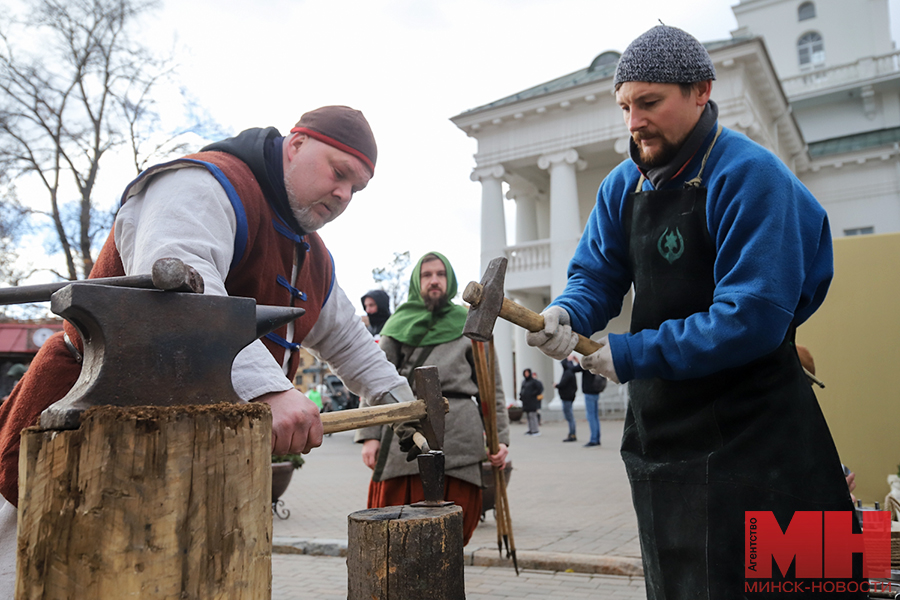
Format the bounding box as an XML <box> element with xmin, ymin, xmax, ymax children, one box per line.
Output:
<box><xmin>633</xmin><ymin>132</ymin><xmax>657</xmax><ymax>141</ymax></box>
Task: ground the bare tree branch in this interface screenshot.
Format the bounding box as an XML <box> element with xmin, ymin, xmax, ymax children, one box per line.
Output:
<box><xmin>0</xmin><ymin>0</ymin><xmax>174</xmax><ymax>281</ymax></box>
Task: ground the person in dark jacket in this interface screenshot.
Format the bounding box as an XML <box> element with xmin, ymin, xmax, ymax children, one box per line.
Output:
<box><xmin>556</xmin><ymin>356</ymin><xmax>579</xmax><ymax>442</ymax></box>
<box><xmin>361</xmin><ymin>289</ymin><xmax>391</xmax><ymax>339</ymax></box>
<box><xmin>581</xmin><ymin>369</ymin><xmax>607</xmax><ymax>447</ymax></box>
<box><xmin>519</xmin><ymin>368</ymin><xmax>543</xmax><ymax>436</ymax></box>
<box><xmin>525</xmin><ymin>25</ymin><xmax>856</xmax><ymax>599</ymax></box>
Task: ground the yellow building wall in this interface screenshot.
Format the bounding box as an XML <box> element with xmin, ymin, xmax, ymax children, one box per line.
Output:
<box><xmin>797</xmin><ymin>232</ymin><xmax>900</xmax><ymax>506</ymax></box>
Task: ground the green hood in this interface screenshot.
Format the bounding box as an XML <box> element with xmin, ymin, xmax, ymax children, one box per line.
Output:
<box><xmin>378</xmin><ymin>251</ymin><xmax>468</xmax><ymax>347</ymax></box>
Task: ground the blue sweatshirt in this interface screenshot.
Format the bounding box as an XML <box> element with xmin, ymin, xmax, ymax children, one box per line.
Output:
<box><xmin>550</xmin><ymin>125</ymin><xmax>833</xmax><ymax>383</ymax></box>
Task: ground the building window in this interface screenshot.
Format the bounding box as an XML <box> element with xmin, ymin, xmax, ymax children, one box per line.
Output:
<box><xmin>798</xmin><ymin>2</ymin><xmax>816</xmax><ymax>21</ymax></box>
<box><xmin>798</xmin><ymin>32</ymin><xmax>825</xmax><ymax>69</ymax></box>
<box><xmin>844</xmin><ymin>226</ymin><xmax>875</xmax><ymax>236</ymax></box>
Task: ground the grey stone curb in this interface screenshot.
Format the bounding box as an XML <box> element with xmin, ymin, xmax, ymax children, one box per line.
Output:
<box><xmin>273</xmin><ymin>537</ymin><xmax>347</xmax><ymax>557</ymax></box>
<box><xmin>272</xmin><ymin>537</ymin><xmax>644</xmax><ymax>578</ymax></box>
<box><xmin>466</xmin><ymin>547</ymin><xmax>644</xmax><ymax>577</ymax></box>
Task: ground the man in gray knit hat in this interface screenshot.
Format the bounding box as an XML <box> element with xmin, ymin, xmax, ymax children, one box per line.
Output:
<box><xmin>528</xmin><ymin>25</ymin><xmax>859</xmax><ymax>599</ymax></box>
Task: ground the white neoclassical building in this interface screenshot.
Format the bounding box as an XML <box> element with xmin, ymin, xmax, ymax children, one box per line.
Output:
<box><xmin>451</xmin><ymin>0</ymin><xmax>900</xmax><ymax>408</ymax></box>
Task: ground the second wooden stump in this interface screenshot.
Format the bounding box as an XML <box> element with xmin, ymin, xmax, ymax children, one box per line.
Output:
<box><xmin>348</xmin><ymin>505</ymin><xmax>465</xmax><ymax>600</ymax></box>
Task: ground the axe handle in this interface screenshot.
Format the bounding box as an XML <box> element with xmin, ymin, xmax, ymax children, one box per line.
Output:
<box><xmin>468</xmin><ymin>282</ymin><xmax>604</xmax><ymax>356</ymax></box>
<box><xmin>319</xmin><ymin>398</ymin><xmax>448</xmax><ymax>435</ymax></box>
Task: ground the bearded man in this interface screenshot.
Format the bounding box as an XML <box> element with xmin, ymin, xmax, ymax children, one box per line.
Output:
<box><xmin>356</xmin><ymin>252</ymin><xmax>509</xmax><ymax>544</ymax></box>
<box><xmin>526</xmin><ymin>26</ymin><xmax>857</xmax><ymax>599</ymax></box>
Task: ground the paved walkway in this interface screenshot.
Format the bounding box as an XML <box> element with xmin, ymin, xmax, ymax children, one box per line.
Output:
<box><xmin>271</xmin><ymin>416</ymin><xmax>648</xmax><ymax>599</ymax></box>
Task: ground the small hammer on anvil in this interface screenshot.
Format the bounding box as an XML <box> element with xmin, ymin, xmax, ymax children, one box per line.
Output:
<box><xmin>462</xmin><ymin>257</ymin><xmax>603</xmax><ymax>355</ymax></box>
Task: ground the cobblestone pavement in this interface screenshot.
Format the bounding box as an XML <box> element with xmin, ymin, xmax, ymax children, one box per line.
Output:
<box><xmin>272</xmin><ymin>554</ymin><xmax>648</xmax><ymax>600</ymax></box>
<box><xmin>271</xmin><ymin>416</ymin><xmax>647</xmax><ymax>598</ymax></box>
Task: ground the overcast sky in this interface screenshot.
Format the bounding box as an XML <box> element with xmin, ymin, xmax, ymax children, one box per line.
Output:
<box><xmin>15</xmin><ymin>0</ymin><xmax>900</xmax><ymax>313</ymax></box>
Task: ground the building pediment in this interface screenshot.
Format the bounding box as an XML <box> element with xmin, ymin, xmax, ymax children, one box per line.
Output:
<box><xmin>451</xmin><ymin>36</ymin><xmax>808</xmax><ymax>173</ymax></box>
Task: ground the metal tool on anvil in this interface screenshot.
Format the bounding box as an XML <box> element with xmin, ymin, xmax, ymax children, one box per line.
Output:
<box><xmin>463</xmin><ymin>257</ymin><xmax>604</xmax><ymax>354</ymax></box>
<box><xmin>0</xmin><ymin>256</ymin><xmax>205</xmax><ymax>304</ymax></box>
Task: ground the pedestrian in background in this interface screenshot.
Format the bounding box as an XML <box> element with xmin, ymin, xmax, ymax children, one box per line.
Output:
<box><xmin>557</xmin><ymin>356</ymin><xmax>579</xmax><ymax>442</ymax></box>
<box><xmin>519</xmin><ymin>368</ymin><xmax>543</xmax><ymax>436</ymax></box>
<box><xmin>361</xmin><ymin>289</ymin><xmax>391</xmax><ymax>340</ymax></box>
<box><xmin>581</xmin><ymin>369</ymin><xmax>606</xmax><ymax>447</ymax></box>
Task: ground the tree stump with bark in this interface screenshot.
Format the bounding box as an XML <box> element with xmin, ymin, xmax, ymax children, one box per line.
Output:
<box><xmin>15</xmin><ymin>403</ymin><xmax>272</xmax><ymax>600</ymax></box>
<box><xmin>347</xmin><ymin>505</ymin><xmax>465</xmax><ymax>600</ymax></box>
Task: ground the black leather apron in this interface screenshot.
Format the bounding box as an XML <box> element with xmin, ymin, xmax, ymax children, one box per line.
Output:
<box><xmin>620</xmin><ymin>128</ymin><xmax>859</xmax><ymax>599</ymax></box>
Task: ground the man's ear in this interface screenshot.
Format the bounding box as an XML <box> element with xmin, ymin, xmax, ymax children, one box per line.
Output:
<box><xmin>286</xmin><ymin>133</ymin><xmax>308</xmax><ymax>160</ymax></box>
<box><xmin>696</xmin><ymin>80</ymin><xmax>713</xmax><ymax>106</ymax></box>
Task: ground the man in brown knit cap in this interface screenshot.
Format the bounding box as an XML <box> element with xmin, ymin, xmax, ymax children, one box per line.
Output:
<box><xmin>0</xmin><ymin>106</ymin><xmax>419</xmax><ymax>595</ymax></box>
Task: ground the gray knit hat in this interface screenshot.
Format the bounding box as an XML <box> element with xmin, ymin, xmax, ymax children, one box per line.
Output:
<box><xmin>614</xmin><ymin>25</ymin><xmax>716</xmax><ymax>86</ymax></box>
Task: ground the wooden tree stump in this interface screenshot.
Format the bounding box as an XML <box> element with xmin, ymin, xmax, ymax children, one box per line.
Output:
<box><xmin>16</xmin><ymin>403</ymin><xmax>272</xmax><ymax>600</ymax></box>
<box><xmin>348</xmin><ymin>505</ymin><xmax>465</xmax><ymax>600</ymax></box>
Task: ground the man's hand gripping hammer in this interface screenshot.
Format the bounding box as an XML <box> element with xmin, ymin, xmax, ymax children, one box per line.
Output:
<box><xmin>462</xmin><ymin>257</ymin><xmax>603</xmax><ymax>355</ymax></box>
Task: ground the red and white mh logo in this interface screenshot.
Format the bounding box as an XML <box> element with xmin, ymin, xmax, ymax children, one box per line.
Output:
<box><xmin>745</xmin><ymin>511</ymin><xmax>891</xmax><ymax>579</ymax></box>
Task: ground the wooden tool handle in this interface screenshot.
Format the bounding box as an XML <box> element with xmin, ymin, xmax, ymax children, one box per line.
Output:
<box><xmin>320</xmin><ymin>398</ymin><xmax>448</xmax><ymax>435</ymax></box>
<box><xmin>412</xmin><ymin>432</ymin><xmax>430</xmax><ymax>453</ymax></box>
<box><xmin>465</xmin><ymin>281</ymin><xmax>603</xmax><ymax>356</ymax></box>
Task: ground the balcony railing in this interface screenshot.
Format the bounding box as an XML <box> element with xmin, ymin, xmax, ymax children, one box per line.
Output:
<box><xmin>504</xmin><ymin>240</ymin><xmax>550</xmax><ymax>273</ymax></box>
<box><xmin>781</xmin><ymin>50</ymin><xmax>900</xmax><ymax>97</ymax></box>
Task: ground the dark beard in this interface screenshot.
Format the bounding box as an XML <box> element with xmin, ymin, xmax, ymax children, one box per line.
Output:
<box><xmin>635</xmin><ymin>135</ymin><xmax>681</xmax><ymax>168</ymax></box>
<box><xmin>423</xmin><ymin>291</ymin><xmax>448</xmax><ymax>312</ymax></box>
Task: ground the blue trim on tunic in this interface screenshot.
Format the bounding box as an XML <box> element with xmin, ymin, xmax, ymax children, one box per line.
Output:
<box><xmin>179</xmin><ymin>159</ymin><xmax>248</xmax><ymax>272</ymax></box>
<box><xmin>277</xmin><ymin>274</ymin><xmax>307</xmax><ymax>302</ymax></box>
<box><xmin>265</xmin><ymin>332</ymin><xmax>300</xmax><ymax>351</ymax></box>
<box><xmin>120</xmin><ymin>158</ymin><xmax>250</xmax><ymax>271</ymax></box>
<box><xmin>323</xmin><ymin>251</ymin><xmax>336</xmax><ymax>308</ymax></box>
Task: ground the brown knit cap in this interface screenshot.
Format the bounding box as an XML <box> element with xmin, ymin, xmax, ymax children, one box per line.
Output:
<box><xmin>290</xmin><ymin>106</ymin><xmax>377</xmax><ymax>175</ymax></box>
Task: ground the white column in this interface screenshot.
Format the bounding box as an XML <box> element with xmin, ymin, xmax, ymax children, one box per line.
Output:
<box><xmin>538</xmin><ymin>149</ymin><xmax>582</xmax><ymax>300</ymax></box>
<box><xmin>471</xmin><ymin>165</ymin><xmax>513</xmax><ymax>406</ymax></box>
<box><xmin>538</xmin><ymin>149</ymin><xmax>583</xmax><ymax>399</ymax></box>
<box><xmin>507</xmin><ymin>180</ymin><xmax>539</xmax><ymax>244</ymax></box>
<box><xmin>471</xmin><ymin>165</ymin><xmax>507</xmax><ymax>267</ymax></box>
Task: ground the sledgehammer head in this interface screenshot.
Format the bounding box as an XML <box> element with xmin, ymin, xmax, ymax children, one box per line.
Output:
<box><xmin>414</xmin><ymin>366</ymin><xmax>445</xmax><ymax>451</ymax></box>
<box><xmin>462</xmin><ymin>257</ymin><xmax>507</xmax><ymax>342</ymax></box>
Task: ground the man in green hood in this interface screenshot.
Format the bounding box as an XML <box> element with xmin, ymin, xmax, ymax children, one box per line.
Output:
<box><xmin>356</xmin><ymin>252</ymin><xmax>509</xmax><ymax>544</ymax></box>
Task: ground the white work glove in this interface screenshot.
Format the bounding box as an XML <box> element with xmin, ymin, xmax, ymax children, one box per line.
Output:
<box><xmin>582</xmin><ymin>336</ymin><xmax>620</xmax><ymax>384</ymax></box>
<box><xmin>525</xmin><ymin>306</ymin><xmax>578</xmax><ymax>360</ymax></box>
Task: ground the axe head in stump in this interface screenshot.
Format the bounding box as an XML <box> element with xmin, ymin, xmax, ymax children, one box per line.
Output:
<box><xmin>412</xmin><ymin>365</ymin><xmax>452</xmax><ymax>507</ymax></box>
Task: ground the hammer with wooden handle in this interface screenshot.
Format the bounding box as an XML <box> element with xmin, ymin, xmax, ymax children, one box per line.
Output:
<box><xmin>320</xmin><ymin>397</ymin><xmax>447</xmax><ymax>450</ymax></box>
<box><xmin>463</xmin><ymin>257</ymin><xmax>824</xmax><ymax>387</ymax></box>
<box><xmin>320</xmin><ymin>366</ymin><xmax>447</xmax><ymax>455</ymax></box>
<box><xmin>462</xmin><ymin>257</ymin><xmax>603</xmax><ymax>355</ymax></box>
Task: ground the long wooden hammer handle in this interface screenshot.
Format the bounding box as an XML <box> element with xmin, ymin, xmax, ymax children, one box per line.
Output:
<box><xmin>319</xmin><ymin>398</ymin><xmax>448</xmax><ymax>436</ymax></box>
<box><xmin>464</xmin><ymin>281</ymin><xmax>603</xmax><ymax>356</ymax></box>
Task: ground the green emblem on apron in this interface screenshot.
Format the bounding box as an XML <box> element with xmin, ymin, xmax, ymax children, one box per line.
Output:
<box><xmin>657</xmin><ymin>227</ymin><xmax>685</xmax><ymax>264</ymax></box>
